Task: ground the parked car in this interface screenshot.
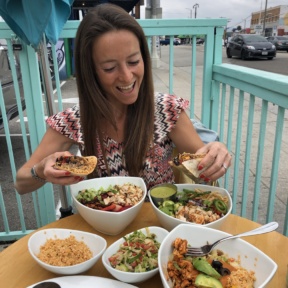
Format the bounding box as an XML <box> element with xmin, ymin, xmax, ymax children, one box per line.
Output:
<box><xmin>266</xmin><ymin>36</ymin><xmax>288</xmax><ymax>52</ymax></box>
<box><xmin>226</xmin><ymin>34</ymin><xmax>276</xmax><ymax>60</ymax></box>
<box><xmin>160</xmin><ymin>39</ymin><xmax>169</xmax><ymax>46</ymax></box>
<box><xmin>196</xmin><ymin>38</ymin><xmax>205</xmax><ymax>44</ymax></box>
<box><xmin>0</xmin><ymin>43</ymin><xmax>25</xmax><ymax>130</ymax></box>
<box><xmin>160</xmin><ymin>38</ymin><xmax>181</xmax><ymax>46</ymax></box>
<box><xmin>174</xmin><ymin>38</ymin><xmax>181</xmax><ymax>45</ymax></box>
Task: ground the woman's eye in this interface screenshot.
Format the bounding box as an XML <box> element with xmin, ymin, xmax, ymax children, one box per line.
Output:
<box><xmin>102</xmin><ymin>60</ymin><xmax>140</xmax><ymax>72</ymax></box>
<box><xmin>129</xmin><ymin>60</ymin><xmax>140</xmax><ymax>66</ymax></box>
<box><xmin>103</xmin><ymin>67</ymin><xmax>115</xmax><ymax>72</ymax></box>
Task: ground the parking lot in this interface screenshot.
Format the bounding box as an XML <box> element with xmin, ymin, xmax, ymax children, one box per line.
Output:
<box><xmin>159</xmin><ymin>43</ymin><xmax>288</xmax><ymax>76</ymax></box>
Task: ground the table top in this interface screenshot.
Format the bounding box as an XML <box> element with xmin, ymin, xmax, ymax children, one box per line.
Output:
<box><xmin>0</xmin><ymin>202</ymin><xmax>287</xmax><ymax>288</ymax></box>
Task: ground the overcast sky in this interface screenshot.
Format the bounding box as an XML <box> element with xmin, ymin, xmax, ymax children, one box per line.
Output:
<box><xmin>140</xmin><ymin>0</ymin><xmax>286</xmax><ymax>29</ymax></box>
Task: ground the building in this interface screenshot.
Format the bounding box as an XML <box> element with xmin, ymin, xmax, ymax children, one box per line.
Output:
<box><xmin>72</xmin><ymin>0</ymin><xmax>144</xmax><ymax>19</ymax></box>
<box><xmin>250</xmin><ymin>5</ymin><xmax>288</xmax><ymax>36</ymax></box>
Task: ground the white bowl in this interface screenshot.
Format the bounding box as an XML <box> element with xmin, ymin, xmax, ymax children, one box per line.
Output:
<box><xmin>28</xmin><ymin>228</ymin><xmax>107</xmax><ymax>275</ymax></box>
<box><xmin>158</xmin><ymin>224</ymin><xmax>277</xmax><ymax>288</ymax></box>
<box><xmin>70</xmin><ymin>177</ymin><xmax>146</xmax><ymax>235</ymax></box>
<box><xmin>148</xmin><ymin>183</ymin><xmax>232</xmax><ymax>231</ymax></box>
<box><xmin>102</xmin><ymin>226</ymin><xmax>169</xmax><ymax>283</ymax></box>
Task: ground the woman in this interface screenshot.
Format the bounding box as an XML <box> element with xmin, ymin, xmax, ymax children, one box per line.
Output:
<box><xmin>15</xmin><ymin>3</ymin><xmax>231</xmax><ymax>194</ymax></box>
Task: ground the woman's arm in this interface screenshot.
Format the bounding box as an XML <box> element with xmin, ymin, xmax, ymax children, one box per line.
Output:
<box><xmin>15</xmin><ymin>127</ymin><xmax>82</xmax><ymax>194</ymax></box>
<box><xmin>169</xmin><ymin>111</ymin><xmax>232</xmax><ymax>181</ymax></box>
<box><xmin>169</xmin><ymin>110</ymin><xmax>204</xmax><ymax>153</ymax></box>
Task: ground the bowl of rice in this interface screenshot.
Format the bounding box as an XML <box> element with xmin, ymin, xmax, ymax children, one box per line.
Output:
<box><xmin>28</xmin><ymin>228</ymin><xmax>107</xmax><ymax>275</ymax></box>
<box><xmin>158</xmin><ymin>223</ymin><xmax>277</xmax><ymax>288</ymax></box>
<box><xmin>148</xmin><ymin>183</ymin><xmax>232</xmax><ymax>231</ymax></box>
<box><xmin>70</xmin><ymin>177</ymin><xmax>147</xmax><ymax>235</ymax></box>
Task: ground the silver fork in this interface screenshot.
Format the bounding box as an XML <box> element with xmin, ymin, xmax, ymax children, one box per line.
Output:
<box><xmin>185</xmin><ymin>221</ymin><xmax>278</xmax><ymax>257</ymax></box>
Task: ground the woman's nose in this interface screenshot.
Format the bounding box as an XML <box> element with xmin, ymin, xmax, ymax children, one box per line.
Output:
<box><xmin>119</xmin><ymin>65</ymin><xmax>133</xmax><ymax>82</ymax></box>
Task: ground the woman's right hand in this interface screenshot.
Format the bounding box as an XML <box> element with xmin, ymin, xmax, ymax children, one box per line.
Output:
<box><xmin>15</xmin><ymin>151</ymin><xmax>85</xmax><ymax>195</ymax></box>
<box><xmin>15</xmin><ymin>127</ymin><xmax>82</xmax><ymax>194</ymax></box>
<box><xmin>36</xmin><ymin>151</ymin><xmax>85</xmax><ymax>185</ymax></box>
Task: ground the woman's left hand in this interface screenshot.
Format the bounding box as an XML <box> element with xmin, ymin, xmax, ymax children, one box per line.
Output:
<box><xmin>195</xmin><ymin>142</ymin><xmax>232</xmax><ymax>182</ymax></box>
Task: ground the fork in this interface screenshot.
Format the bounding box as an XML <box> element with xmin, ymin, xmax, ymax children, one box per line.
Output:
<box><xmin>185</xmin><ymin>221</ymin><xmax>278</xmax><ymax>257</ymax></box>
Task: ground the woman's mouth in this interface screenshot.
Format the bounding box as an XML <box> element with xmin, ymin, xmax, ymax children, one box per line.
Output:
<box><xmin>117</xmin><ymin>82</ymin><xmax>135</xmax><ymax>93</ymax></box>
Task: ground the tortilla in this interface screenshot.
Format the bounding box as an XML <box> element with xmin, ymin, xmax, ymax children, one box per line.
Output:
<box><xmin>169</xmin><ymin>153</ymin><xmax>206</xmax><ymax>182</ymax></box>
<box><xmin>53</xmin><ymin>155</ymin><xmax>97</xmax><ymax>176</ymax></box>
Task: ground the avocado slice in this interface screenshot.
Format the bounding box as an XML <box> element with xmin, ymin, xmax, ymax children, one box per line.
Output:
<box><xmin>115</xmin><ymin>263</ymin><xmax>129</xmax><ymax>272</ymax></box>
<box><xmin>162</xmin><ymin>200</ymin><xmax>175</xmax><ymax>207</ymax></box>
<box><xmin>193</xmin><ymin>258</ymin><xmax>221</xmax><ymax>279</ymax></box>
<box><xmin>159</xmin><ymin>206</ymin><xmax>174</xmax><ymax>216</ymax></box>
<box><xmin>195</xmin><ymin>274</ymin><xmax>223</xmax><ymax>288</ymax></box>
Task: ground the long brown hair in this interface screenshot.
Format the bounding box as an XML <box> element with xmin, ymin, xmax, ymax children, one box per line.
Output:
<box><xmin>74</xmin><ymin>3</ymin><xmax>155</xmax><ymax>176</ymax></box>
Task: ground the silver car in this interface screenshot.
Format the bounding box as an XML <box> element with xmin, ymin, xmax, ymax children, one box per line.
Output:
<box><xmin>226</xmin><ymin>34</ymin><xmax>276</xmax><ymax>60</ymax></box>
<box><xmin>266</xmin><ymin>36</ymin><xmax>288</xmax><ymax>52</ymax></box>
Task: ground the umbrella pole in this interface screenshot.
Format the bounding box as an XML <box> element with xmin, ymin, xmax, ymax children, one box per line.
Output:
<box><xmin>59</xmin><ymin>186</ymin><xmax>73</xmax><ymax>218</ymax></box>
<box><xmin>38</xmin><ymin>39</ymin><xmax>55</xmax><ymax>116</ymax></box>
<box><xmin>38</xmin><ymin>36</ymin><xmax>73</xmax><ymax>218</ymax></box>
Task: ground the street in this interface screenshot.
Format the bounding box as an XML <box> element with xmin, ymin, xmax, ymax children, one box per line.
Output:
<box><xmin>159</xmin><ymin>44</ymin><xmax>288</xmax><ymax>75</ymax></box>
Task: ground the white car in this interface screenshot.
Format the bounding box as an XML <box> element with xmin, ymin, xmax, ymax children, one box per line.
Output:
<box><xmin>174</xmin><ymin>38</ymin><xmax>181</xmax><ymax>45</ymax></box>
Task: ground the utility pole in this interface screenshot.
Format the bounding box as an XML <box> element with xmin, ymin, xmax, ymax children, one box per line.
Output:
<box><xmin>243</xmin><ymin>18</ymin><xmax>246</xmax><ymax>33</ymax></box>
<box><xmin>259</xmin><ymin>0</ymin><xmax>262</xmax><ymax>25</ymax></box>
<box><xmin>146</xmin><ymin>0</ymin><xmax>161</xmax><ymax>68</ymax></box>
<box><xmin>262</xmin><ymin>0</ymin><xmax>268</xmax><ymax>36</ymax></box>
<box><xmin>220</xmin><ymin>17</ymin><xmax>231</xmax><ymax>42</ymax></box>
<box><xmin>186</xmin><ymin>8</ymin><xmax>192</xmax><ymax>18</ymax></box>
<box><xmin>193</xmin><ymin>3</ymin><xmax>199</xmax><ymax>18</ymax></box>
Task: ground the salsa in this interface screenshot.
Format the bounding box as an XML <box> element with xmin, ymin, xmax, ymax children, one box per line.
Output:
<box><xmin>150</xmin><ymin>186</ymin><xmax>176</xmax><ymax>198</ymax></box>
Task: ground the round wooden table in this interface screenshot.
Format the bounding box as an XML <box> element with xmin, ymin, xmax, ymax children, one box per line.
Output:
<box><xmin>0</xmin><ymin>203</ymin><xmax>287</xmax><ymax>288</ymax></box>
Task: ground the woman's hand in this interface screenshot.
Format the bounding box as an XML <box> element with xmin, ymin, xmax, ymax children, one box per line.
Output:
<box><xmin>37</xmin><ymin>151</ymin><xmax>85</xmax><ymax>185</ymax></box>
<box><xmin>15</xmin><ymin>128</ymin><xmax>81</xmax><ymax>195</ymax></box>
<box><xmin>15</xmin><ymin>151</ymin><xmax>85</xmax><ymax>195</ymax></box>
<box><xmin>195</xmin><ymin>142</ymin><xmax>232</xmax><ymax>182</ymax></box>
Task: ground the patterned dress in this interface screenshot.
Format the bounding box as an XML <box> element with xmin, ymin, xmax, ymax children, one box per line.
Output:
<box><xmin>46</xmin><ymin>93</ymin><xmax>189</xmax><ymax>190</ymax></box>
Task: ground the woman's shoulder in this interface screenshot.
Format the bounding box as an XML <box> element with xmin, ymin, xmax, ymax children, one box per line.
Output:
<box><xmin>47</xmin><ymin>105</ymin><xmax>80</xmax><ymax>122</ymax></box>
<box><xmin>154</xmin><ymin>92</ymin><xmax>189</xmax><ymax>111</ymax></box>
<box><xmin>153</xmin><ymin>92</ymin><xmax>189</xmax><ymax>136</ymax></box>
<box><xmin>46</xmin><ymin>105</ymin><xmax>83</xmax><ymax>144</ymax></box>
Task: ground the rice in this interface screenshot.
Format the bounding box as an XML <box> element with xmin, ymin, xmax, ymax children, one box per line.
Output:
<box><xmin>37</xmin><ymin>235</ymin><xmax>92</xmax><ymax>266</ymax></box>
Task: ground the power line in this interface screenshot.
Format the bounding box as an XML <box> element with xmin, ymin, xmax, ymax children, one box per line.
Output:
<box><xmin>231</xmin><ymin>9</ymin><xmax>288</xmax><ymax>30</ymax></box>
<box><xmin>229</xmin><ymin>14</ymin><xmax>251</xmax><ymax>28</ymax></box>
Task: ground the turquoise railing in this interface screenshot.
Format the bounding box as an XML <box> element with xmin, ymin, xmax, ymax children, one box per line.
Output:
<box><xmin>212</xmin><ymin>64</ymin><xmax>288</xmax><ymax>235</ymax></box>
<box><xmin>0</xmin><ymin>18</ymin><xmax>287</xmax><ymax>240</ymax></box>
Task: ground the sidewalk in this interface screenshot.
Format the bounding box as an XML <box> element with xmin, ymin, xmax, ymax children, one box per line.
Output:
<box><xmin>151</xmin><ymin>59</ymin><xmax>205</xmax><ymax>122</ymax></box>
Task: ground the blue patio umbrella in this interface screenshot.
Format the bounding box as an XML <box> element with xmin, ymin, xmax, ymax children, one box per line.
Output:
<box><xmin>0</xmin><ymin>0</ymin><xmax>75</xmax><ymax>217</ymax></box>
<box><xmin>0</xmin><ymin>0</ymin><xmax>74</xmax><ymax>49</ymax></box>
<box><xmin>0</xmin><ymin>0</ymin><xmax>74</xmax><ymax>114</ymax></box>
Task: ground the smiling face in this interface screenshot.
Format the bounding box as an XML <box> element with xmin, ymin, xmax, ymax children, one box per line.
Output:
<box><xmin>92</xmin><ymin>29</ymin><xmax>144</xmax><ymax>110</ymax></box>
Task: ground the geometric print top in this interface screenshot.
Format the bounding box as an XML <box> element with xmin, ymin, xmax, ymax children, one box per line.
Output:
<box><xmin>46</xmin><ymin>93</ymin><xmax>189</xmax><ymax>190</ymax></box>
